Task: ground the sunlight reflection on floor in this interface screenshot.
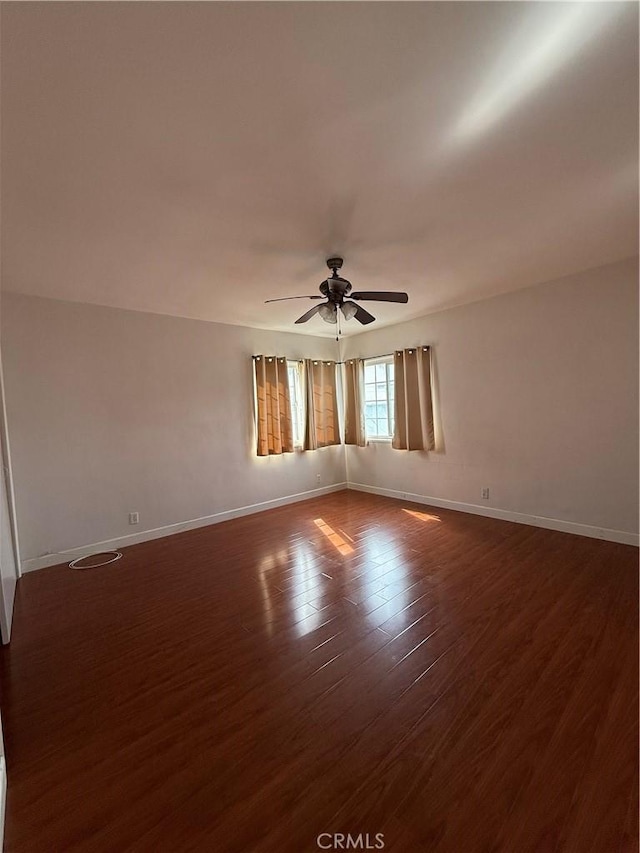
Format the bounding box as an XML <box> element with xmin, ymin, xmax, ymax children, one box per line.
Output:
<box><xmin>402</xmin><ymin>508</ymin><xmax>441</xmax><ymax>523</ymax></box>
<box><xmin>313</xmin><ymin>518</ymin><xmax>354</xmax><ymax>556</ymax></box>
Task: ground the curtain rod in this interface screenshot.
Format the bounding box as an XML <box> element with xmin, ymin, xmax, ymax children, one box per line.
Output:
<box><xmin>252</xmin><ymin>346</ymin><xmax>429</xmax><ymax>364</ymax></box>
<box><xmin>339</xmin><ymin>346</ymin><xmax>430</xmax><ymax>364</ymax></box>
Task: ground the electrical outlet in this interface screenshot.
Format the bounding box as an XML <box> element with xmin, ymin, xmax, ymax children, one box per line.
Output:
<box><xmin>316</xmin><ymin>473</ymin><xmax>321</xmax><ymax>484</ymax></box>
<box><xmin>129</xmin><ymin>512</ymin><xmax>139</xmax><ymax>525</ymax></box>
<box><xmin>481</xmin><ymin>488</ymin><xmax>490</xmax><ymax>500</ymax></box>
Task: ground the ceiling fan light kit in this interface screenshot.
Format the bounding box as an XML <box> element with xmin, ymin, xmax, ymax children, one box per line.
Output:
<box><xmin>340</xmin><ymin>301</ymin><xmax>358</xmax><ymax>321</ymax></box>
<box><xmin>265</xmin><ymin>257</ymin><xmax>409</xmax><ymax>328</ymax></box>
<box><xmin>318</xmin><ymin>303</ymin><xmax>337</xmax><ymax>324</ymax></box>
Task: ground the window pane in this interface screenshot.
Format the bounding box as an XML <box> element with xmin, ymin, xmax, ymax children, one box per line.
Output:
<box><xmin>287</xmin><ymin>362</ymin><xmax>304</xmax><ymax>446</ymax></box>
<box><xmin>363</xmin><ymin>356</ymin><xmax>395</xmax><ymax>438</ymax></box>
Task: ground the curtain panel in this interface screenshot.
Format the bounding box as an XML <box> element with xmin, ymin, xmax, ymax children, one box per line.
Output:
<box><xmin>304</xmin><ymin>359</ymin><xmax>340</xmax><ymax>450</ymax></box>
<box><xmin>343</xmin><ymin>358</ymin><xmax>366</xmax><ymax>447</ymax></box>
<box><xmin>392</xmin><ymin>347</ymin><xmax>435</xmax><ymax>451</ymax></box>
<box><xmin>253</xmin><ymin>356</ymin><xmax>294</xmax><ymax>456</ymax></box>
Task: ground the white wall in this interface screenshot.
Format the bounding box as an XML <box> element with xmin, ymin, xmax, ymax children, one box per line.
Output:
<box><xmin>2</xmin><ymin>257</ymin><xmax>638</xmax><ymax>571</ymax></box>
<box><xmin>1</xmin><ymin>295</ymin><xmax>344</xmax><ymax>571</ymax></box>
<box><xmin>341</xmin><ymin>258</ymin><xmax>639</xmax><ymax>540</ymax></box>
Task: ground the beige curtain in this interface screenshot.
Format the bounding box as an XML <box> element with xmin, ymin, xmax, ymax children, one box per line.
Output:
<box><xmin>254</xmin><ymin>356</ymin><xmax>294</xmax><ymax>456</ymax></box>
<box><xmin>343</xmin><ymin>359</ymin><xmax>366</xmax><ymax>447</ymax></box>
<box><xmin>392</xmin><ymin>347</ymin><xmax>435</xmax><ymax>451</ymax></box>
<box><xmin>304</xmin><ymin>359</ymin><xmax>340</xmax><ymax>450</ymax></box>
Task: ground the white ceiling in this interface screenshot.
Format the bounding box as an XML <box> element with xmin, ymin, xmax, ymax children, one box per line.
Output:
<box><xmin>1</xmin><ymin>2</ymin><xmax>638</xmax><ymax>337</ymax></box>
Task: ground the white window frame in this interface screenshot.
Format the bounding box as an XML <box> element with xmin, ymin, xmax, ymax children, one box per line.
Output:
<box><xmin>363</xmin><ymin>356</ymin><xmax>395</xmax><ymax>441</ymax></box>
<box><xmin>287</xmin><ymin>360</ymin><xmax>305</xmax><ymax>449</ymax></box>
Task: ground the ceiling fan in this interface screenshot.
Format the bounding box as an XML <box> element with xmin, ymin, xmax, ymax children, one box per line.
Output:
<box><xmin>265</xmin><ymin>257</ymin><xmax>409</xmax><ymax>326</ymax></box>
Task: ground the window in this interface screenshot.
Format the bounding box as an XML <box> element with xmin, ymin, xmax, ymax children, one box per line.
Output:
<box><xmin>364</xmin><ymin>357</ymin><xmax>394</xmax><ymax>439</ymax></box>
<box><xmin>287</xmin><ymin>361</ymin><xmax>305</xmax><ymax>447</ymax></box>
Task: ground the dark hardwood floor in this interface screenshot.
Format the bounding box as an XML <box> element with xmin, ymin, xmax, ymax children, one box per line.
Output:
<box><xmin>0</xmin><ymin>490</ymin><xmax>637</xmax><ymax>852</ymax></box>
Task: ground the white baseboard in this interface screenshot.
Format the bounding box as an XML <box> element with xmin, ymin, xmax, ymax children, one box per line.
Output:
<box><xmin>21</xmin><ymin>477</ymin><xmax>638</xmax><ymax>573</ymax></box>
<box><xmin>347</xmin><ymin>482</ymin><xmax>639</xmax><ymax>547</ymax></box>
<box><xmin>21</xmin><ymin>482</ymin><xmax>348</xmax><ymax>573</ymax></box>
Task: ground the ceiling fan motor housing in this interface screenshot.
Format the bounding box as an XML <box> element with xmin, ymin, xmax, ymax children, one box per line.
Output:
<box><xmin>321</xmin><ymin>272</ymin><xmax>352</xmax><ymax>303</ymax></box>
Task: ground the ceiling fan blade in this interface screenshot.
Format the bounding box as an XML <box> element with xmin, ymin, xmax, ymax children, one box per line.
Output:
<box><xmin>294</xmin><ymin>304</ymin><xmax>323</xmax><ymax>324</ymax></box>
<box><xmin>265</xmin><ymin>295</ymin><xmax>323</xmax><ymax>303</ymax></box>
<box><xmin>352</xmin><ymin>303</ymin><xmax>376</xmax><ymax>325</ymax></box>
<box><xmin>350</xmin><ymin>291</ymin><xmax>409</xmax><ymax>303</ymax></box>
